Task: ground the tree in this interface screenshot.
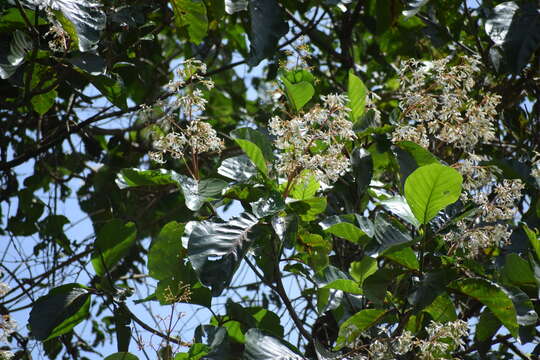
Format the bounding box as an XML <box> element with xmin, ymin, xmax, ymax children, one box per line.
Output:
<box><xmin>1</xmin><ymin>0</ymin><xmax>540</xmax><ymax>359</ymax></box>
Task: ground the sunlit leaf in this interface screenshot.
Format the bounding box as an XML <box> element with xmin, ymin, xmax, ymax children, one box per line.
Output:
<box><xmin>336</xmin><ymin>309</ymin><xmax>388</xmax><ymax>349</ymax></box>
<box><xmin>448</xmin><ymin>278</ymin><xmax>518</xmax><ymax>337</ymax></box>
<box><xmin>404</xmin><ymin>163</ymin><xmax>462</xmax><ymax>224</ymax></box>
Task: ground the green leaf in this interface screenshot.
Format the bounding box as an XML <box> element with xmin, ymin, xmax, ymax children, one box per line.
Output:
<box><xmin>404</xmin><ymin>163</ymin><xmax>463</xmax><ymax>224</ymax></box>
<box><xmin>336</xmin><ymin>309</ymin><xmax>388</xmax><ymax>349</ymax></box>
<box><xmin>171</xmin><ymin>0</ymin><xmax>208</xmax><ymax>44</ymax></box>
<box><xmin>29</xmin><ymin>284</ymin><xmax>91</xmax><ymax>341</ymax></box>
<box><xmin>363</xmin><ymin>269</ymin><xmax>395</xmax><ymax>307</ymax></box>
<box><xmin>503</xmin><ymin>253</ymin><xmax>536</xmax><ymax>287</ymax></box>
<box><xmin>176</xmin><ymin>175</ymin><xmax>228</xmax><ymax>211</ymax></box>
<box><xmin>382</xmin><ymin>245</ymin><xmax>419</xmax><ymax>270</ymax></box>
<box><xmin>188</xmin><ymin>212</ymin><xmax>259</xmax><ymax>295</ymax></box>
<box><xmin>91</xmin><ymin>220</ymin><xmax>137</xmax><ymax>277</ymax></box>
<box><xmin>349</xmin><ymin>257</ymin><xmax>378</xmax><ymax>287</ymax></box>
<box><xmin>244</xmin><ymin>329</ymin><xmax>303</xmax><ymax>360</ymax></box>
<box><xmin>476</xmin><ymin>308</ymin><xmax>501</xmax><ymax>344</ymax></box>
<box><xmin>319</xmin><ymin>215</ymin><xmax>367</xmax><ymax>244</ymax></box>
<box><xmin>348</xmin><ymin>71</ymin><xmax>367</xmax><ymax>122</ymax></box>
<box><xmin>116</xmin><ymin>168</ymin><xmax>178</xmax><ymax>189</ymax></box>
<box><xmin>31</xmin><ymin>90</ymin><xmax>57</xmax><ymax>115</ymax></box>
<box><xmin>423</xmin><ymin>293</ymin><xmax>457</xmax><ymax>323</ymax></box>
<box><xmin>323</xmin><ymin>279</ymin><xmax>363</xmax><ymax>295</ymax></box>
<box><xmin>289</xmin><ymin>197</ymin><xmax>327</xmax><ymax>222</ymax></box>
<box><xmin>448</xmin><ymin>278</ymin><xmax>518</xmax><ymax>337</ymax></box>
<box><xmin>247</xmin><ymin>0</ymin><xmax>289</xmax><ymax>66</ymax></box>
<box><xmin>271</xmin><ymin>214</ymin><xmax>298</xmax><ymax>248</ymax></box>
<box><xmin>231</xmin><ymin>128</ymin><xmax>273</xmax><ymax>176</ymax></box>
<box><xmin>231</xmin><ymin>128</ymin><xmax>274</xmax><ymax>162</ymax></box>
<box><xmin>523</xmin><ymin>224</ymin><xmax>540</xmax><ymax>260</ymax></box>
<box><xmin>104</xmin><ymin>353</ymin><xmax>139</xmax><ymax>360</ymax></box>
<box><xmin>84</xmin><ymin>73</ymin><xmax>128</xmax><ymax>110</ymax></box>
<box><xmin>174</xmin><ymin>343</ymin><xmax>210</xmax><ymax>360</ymax></box>
<box><xmin>280</xmin><ymin>74</ymin><xmax>315</xmax><ymax>112</ymax></box>
<box><xmin>289</xmin><ymin>172</ymin><xmax>319</xmax><ymax>200</ymax></box>
<box><xmin>148</xmin><ymin>221</ymin><xmax>186</xmax><ymax>280</ymax></box>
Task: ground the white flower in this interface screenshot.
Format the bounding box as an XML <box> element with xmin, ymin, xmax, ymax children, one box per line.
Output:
<box><xmin>0</xmin><ymin>315</ymin><xmax>17</xmax><ymax>343</ymax></box>
<box><xmin>0</xmin><ymin>283</ymin><xmax>9</xmax><ymax>298</ymax></box>
<box><xmin>269</xmin><ymin>93</ymin><xmax>355</xmax><ymax>184</ymax></box>
<box><xmin>0</xmin><ymin>350</ymin><xmax>14</xmax><ymax>360</ymax></box>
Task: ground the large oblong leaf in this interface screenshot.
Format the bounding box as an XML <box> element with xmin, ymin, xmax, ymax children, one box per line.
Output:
<box><xmin>91</xmin><ymin>219</ymin><xmax>137</xmax><ymax>277</ymax></box>
<box><xmin>336</xmin><ymin>309</ymin><xmax>388</xmax><ymax>349</ymax></box>
<box><xmin>247</xmin><ymin>0</ymin><xmax>289</xmax><ymax>66</ymax></box>
<box><xmin>348</xmin><ymin>71</ymin><xmax>367</xmax><ymax>122</ymax></box>
<box><xmin>176</xmin><ymin>174</ymin><xmax>228</xmax><ymax>211</ymax></box>
<box><xmin>244</xmin><ymin>329</ymin><xmax>303</xmax><ymax>360</ymax></box>
<box><xmin>16</xmin><ymin>0</ymin><xmax>106</xmax><ymax>52</ymax></box>
<box><xmin>29</xmin><ymin>284</ymin><xmax>91</xmax><ymax>340</ymax></box>
<box><xmin>448</xmin><ymin>278</ymin><xmax>518</xmax><ymax>337</ymax></box>
<box><xmin>188</xmin><ymin>212</ymin><xmax>259</xmax><ymax>295</ymax></box>
<box><xmin>404</xmin><ymin>163</ymin><xmax>462</xmax><ymax>224</ymax></box>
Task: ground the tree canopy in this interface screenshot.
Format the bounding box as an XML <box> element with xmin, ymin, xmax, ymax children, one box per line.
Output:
<box><xmin>1</xmin><ymin>0</ymin><xmax>540</xmax><ymax>359</ymax></box>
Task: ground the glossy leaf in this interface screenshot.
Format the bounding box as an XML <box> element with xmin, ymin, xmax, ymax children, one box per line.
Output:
<box><xmin>404</xmin><ymin>163</ymin><xmax>462</xmax><ymax>224</ymax></box>
<box><xmin>217</xmin><ymin>155</ymin><xmax>258</xmax><ymax>181</ymax></box>
<box><xmin>18</xmin><ymin>0</ymin><xmax>105</xmax><ymax>51</ymax></box>
<box><xmin>91</xmin><ymin>220</ymin><xmax>137</xmax><ymax>277</ymax></box>
<box><xmin>323</xmin><ymin>279</ymin><xmax>363</xmax><ymax>295</ymax></box>
<box><xmin>29</xmin><ymin>284</ymin><xmax>91</xmax><ymax>340</ymax></box>
<box><xmin>336</xmin><ymin>309</ymin><xmax>388</xmax><ymax>349</ymax></box>
<box><xmin>379</xmin><ymin>195</ymin><xmax>420</xmax><ymax>228</ymax></box>
<box><xmin>244</xmin><ymin>329</ymin><xmax>303</xmax><ymax>360</ymax></box>
<box><xmin>250</xmin><ymin>191</ymin><xmax>285</xmax><ymax>218</ymax></box>
<box><xmin>448</xmin><ymin>278</ymin><xmax>518</xmax><ymax>337</ymax></box>
<box><xmin>0</xmin><ymin>30</ymin><xmax>32</xmax><ymax>79</ymax></box>
<box><xmin>225</xmin><ymin>0</ymin><xmax>248</xmax><ymax>14</ymax></box>
<box><xmin>369</xmin><ymin>214</ymin><xmax>412</xmax><ymax>255</ymax></box>
<box><xmin>188</xmin><ymin>212</ymin><xmax>259</xmax><ymax>295</ymax></box>
<box><xmin>176</xmin><ymin>175</ymin><xmax>228</xmax><ymax>211</ymax></box>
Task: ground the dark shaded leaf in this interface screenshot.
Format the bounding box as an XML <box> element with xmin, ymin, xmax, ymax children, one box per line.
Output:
<box><xmin>368</xmin><ymin>214</ymin><xmax>411</xmax><ymax>256</ymax></box>
<box><xmin>247</xmin><ymin>0</ymin><xmax>289</xmax><ymax>66</ymax></box>
<box><xmin>379</xmin><ymin>195</ymin><xmax>420</xmax><ymax>228</ymax></box>
<box><xmin>116</xmin><ymin>168</ymin><xmax>178</xmax><ymax>189</ymax></box>
<box><xmin>91</xmin><ymin>220</ymin><xmax>137</xmax><ymax>277</ymax></box>
<box><xmin>351</xmin><ymin>147</ymin><xmax>373</xmax><ymax>196</ymax></box>
<box><xmin>0</xmin><ymin>30</ymin><xmax>32</xmax><ymax>79</ymax></box>
<box><xmin>250</xmin><ymin>191</ymin><xmax>285</xmax><ymax>218</ymax></box>
<box><xmin>104</xmin><ymin>353</ymin><xmax>138</xmax><ymax>360</ymax></box>
<box><xmin>29</xmin><ymin>284</ymin><xmax>91</xmax><ymax>340</ymax></box>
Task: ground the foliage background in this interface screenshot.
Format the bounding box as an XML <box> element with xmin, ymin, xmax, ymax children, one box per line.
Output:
<box><xmin>1</xmin><ymin>0</ymin><xmax>540</xmax><ymax>359</ymax></box>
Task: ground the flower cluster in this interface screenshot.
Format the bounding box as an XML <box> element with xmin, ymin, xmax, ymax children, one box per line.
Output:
<box><xmin>392</xmin><ymin>56</ymin><xmax>499</xmax><ymax>152</ymax></box>
<box><xmin>148</xmin><ymin>60</ymin><xmax>223</xmax><ymax>165</ymax></box>
<box><xmin>0</xmin><ymin>350</ymin><xmax>14</xmax><ymax>360</ymax></box>
<box><xmin>269</xmin><ymin>93</ymin><xmax>356</xmax><ymax>184</ymax></box>
<box><xmin>0</xmin><ymin>282</ymin><xmax>9</xmax><ymax>298</ymax></box>
<box><xmin>392</xmin><ymin>56</ymin><xmax>524</xmax><ymax>257</ymax></box>
<box><xmin>0</xmin><ymin>314</ymin><xmax>17</xmax><ymax>343</ymax></box>
<box><xmin>364</xmin><ymin>320</ymin><xmax>468</xmax><ymax>360</ymax></box>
